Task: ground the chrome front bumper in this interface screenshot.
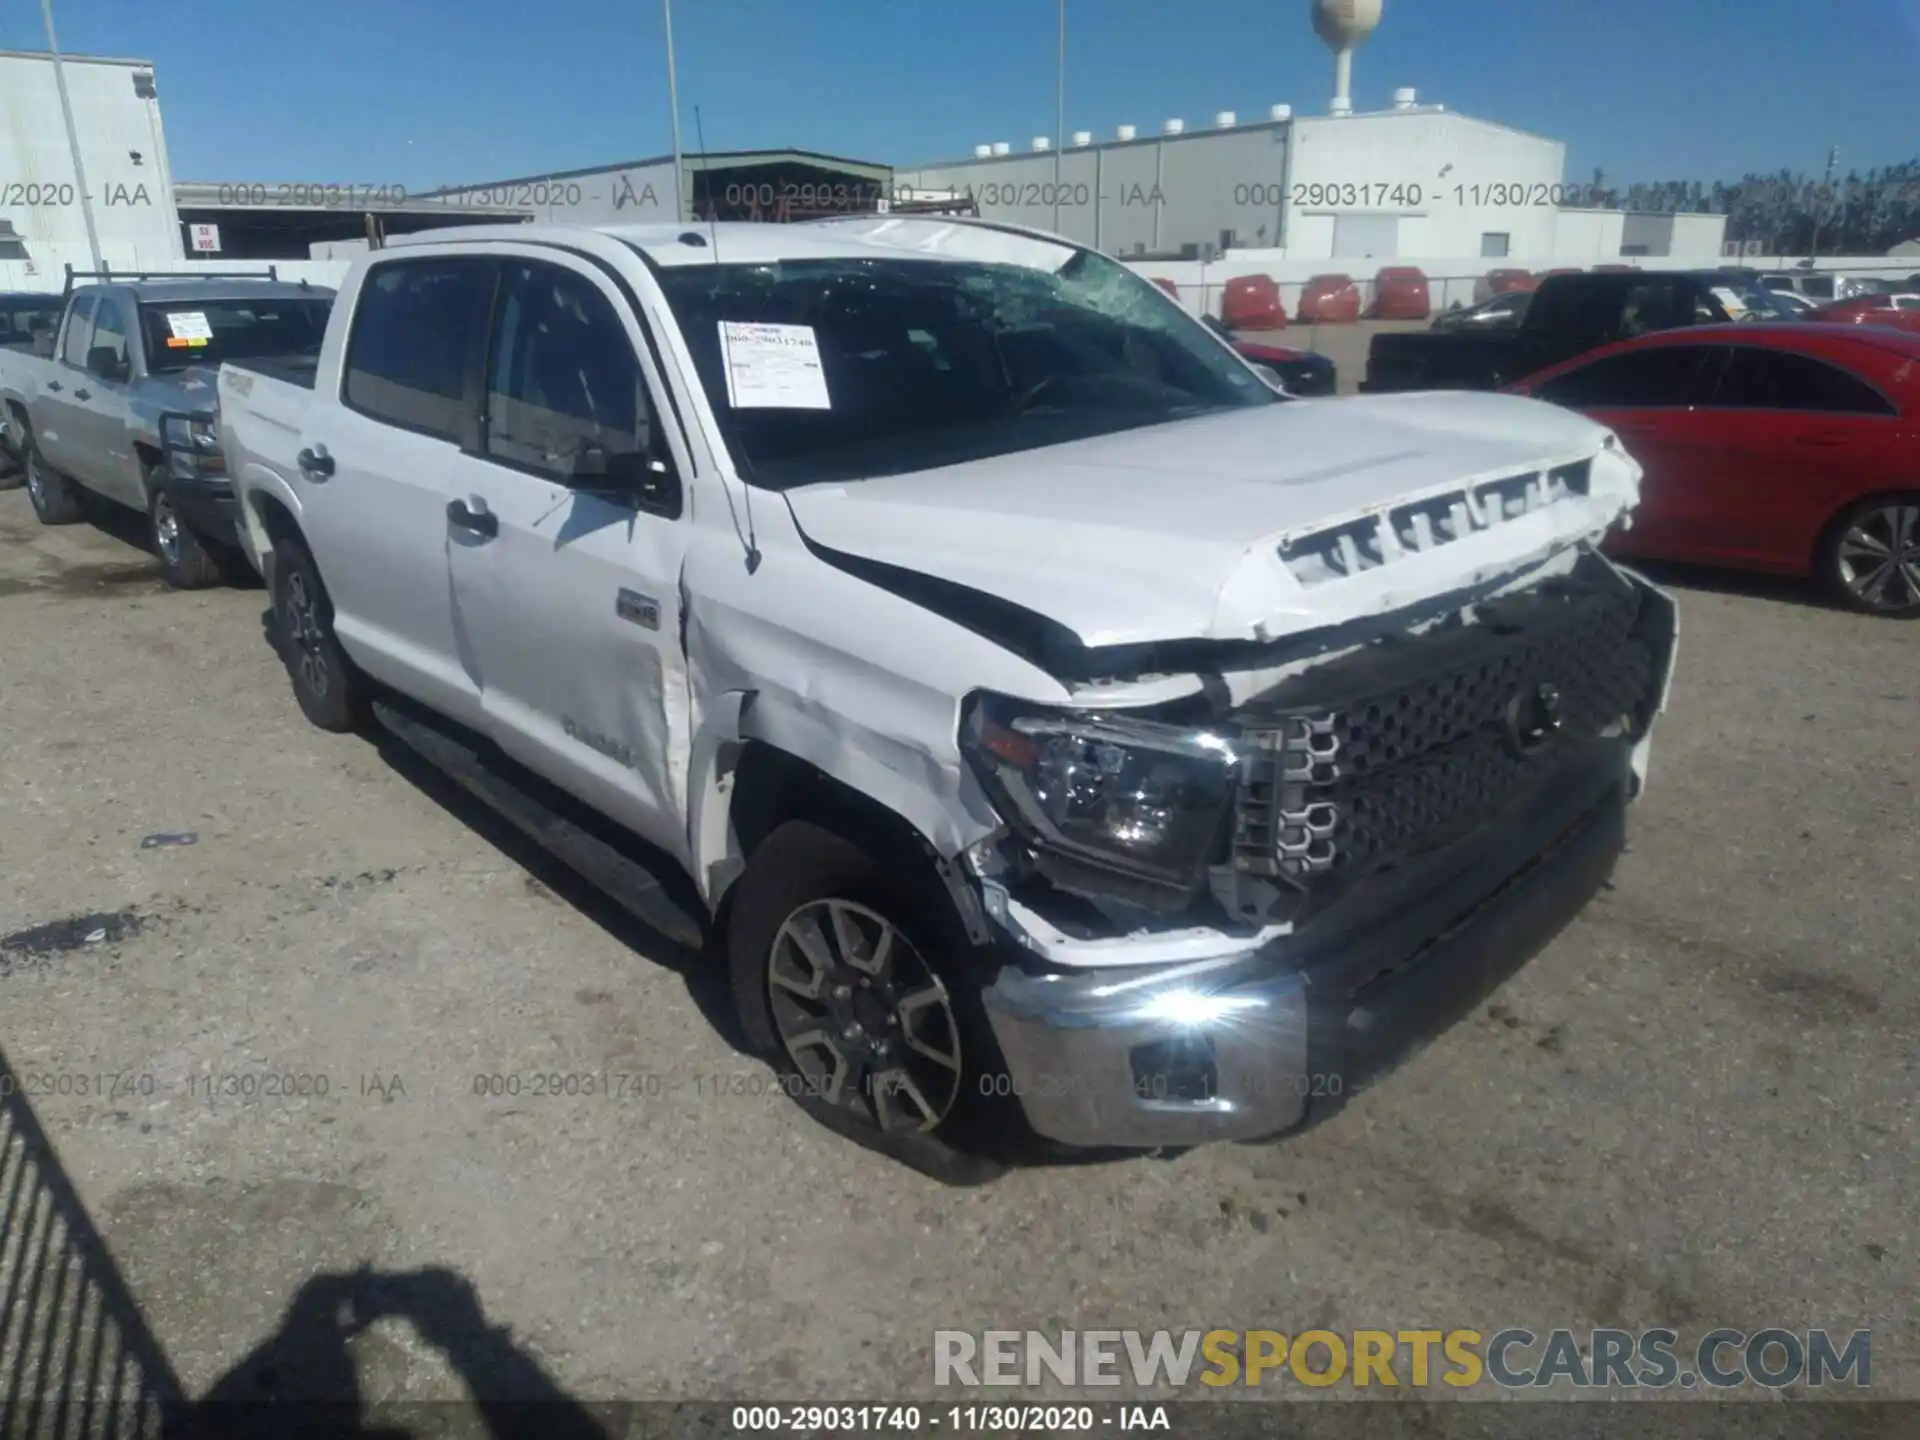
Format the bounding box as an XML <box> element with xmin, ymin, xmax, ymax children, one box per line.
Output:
<box><xmin>979</xmin><ymin>751</ymin><xmax>1631</xmax><ymax>1150</ymax></box>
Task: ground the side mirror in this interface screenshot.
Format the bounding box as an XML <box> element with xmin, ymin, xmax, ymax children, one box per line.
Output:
<box><xmin>571</xmin><ymin>444</ymin><xmax>680</xmax><ymax>515</ymax></box>
<box><xmin>87</xmin><ymin>346</ymin><xmax>126</xmax><ymax>382</ymax></box>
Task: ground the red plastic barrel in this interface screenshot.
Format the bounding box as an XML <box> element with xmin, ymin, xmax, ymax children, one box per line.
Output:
<box><xmin>1222</xmin><ymin>274</ymin><xmax>1288</xmax><ymax>329</ymax></box>
<box><xmin>1297</xmin><ymin>274</ymin><xmax>1360</xmax><ymax>323</ymax></box>
<box><xmin>1150</xmin><ymin>277</ymin><xmax>1182</xmax><ymax>300</ymax></box>
<box><xmin>1370</xmin><ymin>266</ymin><xmax>1431</xmax><ymax>320</ymax></box>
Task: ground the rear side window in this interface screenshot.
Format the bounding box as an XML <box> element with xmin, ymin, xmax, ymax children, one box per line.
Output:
<box><xmin>484</xmin><ymin>261</ymin><xmax>655</xmax><ymax>480</ymax></box>
<box><xmin>1534</xmin><ymin>346</ymin><xmax>1716</xmax><ymax>410</ymax></box>
<box><xmin>1710</xmin><ymin>348</ymin><xmax>1895</xmax><ymax>416</ymax></box>
<box><xmin>60</xmin><ymin>293</ymin><xmax>96</xmax><ymax>366</ymax></box>
<box><xmin>344</xmin><ymin>258</ymin><xmax>494</xmax><ymax>441</ymax></box>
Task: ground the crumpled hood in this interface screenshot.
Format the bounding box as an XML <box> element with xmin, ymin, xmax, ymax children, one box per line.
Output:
<box><xmin>784</xmin><ymin>390</ymin><xmax>1639</xmax><ymax>649</ymax></box>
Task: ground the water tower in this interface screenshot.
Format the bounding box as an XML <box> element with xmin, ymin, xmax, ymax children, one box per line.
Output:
<box><xmin>1312</xmin><ymin>0</ymin><xmax>1382</xmax><ymax>116</ymax></box>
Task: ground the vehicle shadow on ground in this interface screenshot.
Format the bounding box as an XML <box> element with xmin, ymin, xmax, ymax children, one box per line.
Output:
<box><xmin>1626</xmin><ymin>557</ymin><xmax>1841</xmax><ymax>613</ymax></box>
<box><xmin>248</xmin><ymin>611</ymin><xmax>1152</xmax><ymax>1180</ymax></box>
<box><xmin>1</xmin><ymin>1041</ymin><xmax>622</xmax><ymax>1439</ymax></box>
<box><xmin>80</xmin><ymin>493</ymin><xmax>265</xmax><ymax>590</ymax></box>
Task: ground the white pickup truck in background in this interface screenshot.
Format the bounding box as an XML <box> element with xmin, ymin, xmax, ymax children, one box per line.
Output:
<box><xmin>219</xmin><ymin>217</ymin><xmax>1676</xmax><ymax>1182</ymax></box>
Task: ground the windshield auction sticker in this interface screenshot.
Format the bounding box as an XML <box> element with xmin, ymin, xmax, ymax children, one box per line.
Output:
<box><xmin>718</xmin><ymin>321</ymin><xmax>830</xmax><ymax>409</ymax></box>
<box><xmin>164</xmin><ymin>310</ymin><xmax>213</xmax><ymax>348</ymax></box>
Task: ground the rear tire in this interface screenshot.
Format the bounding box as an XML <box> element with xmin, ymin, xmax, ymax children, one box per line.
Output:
<box><xmin>1820</xmin><ymin>494</ymin><xmax>1920</xmax><ymax>618</ymax></box>
<box><xmin>148</xmin><ymin>474</ymin><xmax>226</xmax><ymax>590</ymax></box>
<box><xmin>271</xmin><ymin>534</ymin><xmax>368</xmax><ymax>731</ymax></box>
<box><xmin>24</xmin><ymin>437</ymin><xmax>84</xmax><ymax>525</ymax></box>
<box><xmin>727</xmin><ymin>820</ymin><xmax>1012</xmax><ymax>1185</ymax></box>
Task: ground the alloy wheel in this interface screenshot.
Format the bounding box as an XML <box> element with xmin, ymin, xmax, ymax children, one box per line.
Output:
<box><xmin>153</xmin><ymin>493</ymin><xmax>181</xmax><ymax>565</ymax></box>
<box><xmin>1835</xmin><ymin>503</ymin><xmax>1920</xmax><ymax>613</ymax></box>
<box><xmin>25</xmin><ymin>452</ymin><xmax>46</xmax><ymax>509</ymax></box>
<box><xmin>766</xmin><ymin>898</ymin><xmax>962</xmax><ymax>1133</ymax></box>
<box><xmin>281</xmin><ymin>569</ymin><xmax>330</xmax><ymax>697</ymax></box>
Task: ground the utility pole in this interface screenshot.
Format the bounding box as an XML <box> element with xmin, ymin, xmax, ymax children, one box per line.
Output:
<box><xmin>1053</xmin><ymin>0</ymin><xmax>1065</xmax><ymax>235</ymax></box>
<box><xmin>663</xmin><ymin>0</ymin><xmax>686</xmax><ymax>222</ymax></box>
<box><xmin>1807</xmin><ymin>145</ymin><xmax>1838</xmax><ymax>263</ymax></box>
<box><xmin>40</xmin><ymin>0</ymin><xmax>105</xmax><ymax>275</ymax></box>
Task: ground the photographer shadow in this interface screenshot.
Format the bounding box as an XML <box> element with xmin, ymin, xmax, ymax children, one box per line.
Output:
<box><xmin>3</xmin><ymin>1042</ymin><xmax>619</xmax><ymax>1440</ymax></box>
<box><xmin>181</xmin><ymin>1266</ymin><xmax>622</xmax><ymax>1440</ymax></box>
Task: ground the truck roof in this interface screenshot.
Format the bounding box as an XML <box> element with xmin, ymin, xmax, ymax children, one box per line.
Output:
<box><xmin>73</xmin><ymin>278</ymin><xmax>334</xmax><ymax>305</ymax></box>
<box><xmin>385</xmin><ymin>217</ymin><xmax>1078</xmax><ymax>270</ymax></box>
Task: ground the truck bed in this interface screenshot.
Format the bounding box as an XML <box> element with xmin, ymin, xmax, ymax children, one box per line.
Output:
<box><xmin>1362</xmin><ymin>329</ymin><xmax>1535</xmax><ymax>394</ymax></box>
<box><xmin>239</xmin><ymin>354</ymin><xmax>320</xmax><ymax>390</ymax></box>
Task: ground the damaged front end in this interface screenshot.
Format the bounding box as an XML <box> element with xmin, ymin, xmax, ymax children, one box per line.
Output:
<box><xmin>963</xmin><ymin>549</ymin><xmax>1677</xmax><ymax>1148</ymax></box>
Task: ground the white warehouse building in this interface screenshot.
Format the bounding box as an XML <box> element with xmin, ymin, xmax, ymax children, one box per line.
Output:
<box><xmin>0</xmin><ymin>49</ymin><xmax>185</xmax><ymax>284</ymax></box>
<box><xmin>895</xmin><ymin>95</ymin><xmax>1727</xmax><ymax>267</ymax></box>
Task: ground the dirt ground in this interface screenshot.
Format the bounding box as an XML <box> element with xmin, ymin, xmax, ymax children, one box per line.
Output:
<box><xmin>0</xmin><ymin>478</ymin><xmax>1914</xmax><ymax>1421</ymax></box>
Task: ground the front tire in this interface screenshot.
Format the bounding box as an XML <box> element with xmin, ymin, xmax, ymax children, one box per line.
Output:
<box><xmin>1822</xmin><ymin>494</ymin><xmax>1920</xmax><ymax>617</ymax></box>
<box><xmin>148</xmin><ymin>476</ymin><xmax>226</xmax><ymax>590</ymax></box>
<box><xmin>24</xmin><ymin>438</ymin><xmax>84</xmax><ymax>525</ymax></box>
<box><xmin>727</xmin><ymin>820</ymin><xmax>1011</xmax><ymax>1184</ymax></box>
<box><xmin>271</xmin><ymin>534</ymin><xmax>368</xmax><ymax>731</ymax></box>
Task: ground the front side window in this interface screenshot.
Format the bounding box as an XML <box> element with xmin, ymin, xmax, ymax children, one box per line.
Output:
<box><xmin>1709</xmin><ymin>347</ymin><xmax>1894</xmax><ymax>416</ymax></box>
<box><xmin>140</xmin><ymin>296</ymin><xmax>331</xmax><ymax>375</ymax></box>
<box><xmin>1535</xmin><ymin>346</ymin><xmax>1717</xmax><ymax>410</ymax></box>
<box><xmin>345</xmin><ymin>259</ymin><xmax>494</xmax><ymax>441</ymax></box>
<box><xmin>59</xmin><ymin>293</ymin><xmax>96</xmax><ymax>367</ymax></box>
<box><xmin>484</xmin><ymin>261</ymin><xmax>655</xmax><ymax>480</ymax></box>
<box><xmin>649</xmin><ymin>246</ymin><xmax>1273</xmax><ymax>489</ymax></box>
<box><xmin>90</xmin><ymin>301</ymin><xmax>129</xmax><ymax>375</ymax></box>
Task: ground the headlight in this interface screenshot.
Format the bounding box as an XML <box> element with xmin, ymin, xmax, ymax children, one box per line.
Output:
<box><xmin>960</xmin><ymin>691</ymin><xmax>1240</xmax><ymax>911</ymax></box>
<box><xmin>161</xmin><ymin>414</ymin><xmax>226</xmax><ymax>481</ymax></box>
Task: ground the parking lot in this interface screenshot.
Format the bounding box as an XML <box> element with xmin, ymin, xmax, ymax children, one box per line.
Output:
<box><xmin>1</xmin><ymin>476</ymin><xmax>1914</xmax><ymax>1410</ymax></box>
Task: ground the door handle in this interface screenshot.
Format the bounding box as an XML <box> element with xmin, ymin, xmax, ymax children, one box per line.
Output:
<box><xmin>447</xmin><ymin>497</ymin><xmax>498</xmax><ymax>538</ymax></box>
<box><xmin>46</xmin><ymin>380</ymin><xmax>62</xmax><ymax>393</ymax></box>
<box><xmin>296</xmin><ymin>445</ymin><xmax>335</xmax><ymax>480</ymax></box>
<box><xmin>74</xmin><ymin>388</ymin><xmax>92</xmax><ymax>401</ymax></box>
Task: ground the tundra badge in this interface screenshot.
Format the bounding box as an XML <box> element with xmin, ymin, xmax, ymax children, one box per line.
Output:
<box><xmin>616</xmin><ymin>588</ymin><xmax>660</xmax><ymax>630</ymax></box>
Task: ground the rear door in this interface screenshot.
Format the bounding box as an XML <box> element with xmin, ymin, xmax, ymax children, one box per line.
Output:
<box><xmin>1684</xmin><ymin>343</ymin><xmax>1902</xmax><ymax>569</ymax></box>
<box><xmin>297</xmin><ymin>253</ymin><xmax>495</xmax><ymax>724</ymax></box>
<box><xmin>36</xmin><ymin>292</ymin><xmax>95</xmax><ymax>475</ymax></box>
<box><xmin>1530</xmin><ymin>342</ymin><xmax>1724</xmax><ymax>559</ymax></box>
<box><xmin>443</xmin><ymin>253</ymin><xmax>693</xmax><ymax>859</ymax></box>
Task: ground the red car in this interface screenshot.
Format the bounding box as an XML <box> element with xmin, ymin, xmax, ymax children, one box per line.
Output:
<box><xmin>1509</xmin><ymin>324</ymin><xmax>1920</xmax><ymax>615</ymax></box>
<box><xmin>1806</xmin><ymin>294</ymin><xmax>1920</xmax><ymax>334</ymax></box>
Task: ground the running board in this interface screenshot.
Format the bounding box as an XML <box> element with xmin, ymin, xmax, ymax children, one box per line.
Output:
<box><xmin>370</xmin><ymin>699</ymin><xmax>708</xmax><ymax>951</ymax></box>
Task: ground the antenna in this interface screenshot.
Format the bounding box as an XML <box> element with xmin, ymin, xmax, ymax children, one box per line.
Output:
<box><xmin>694</xmin><ymin>102</ymin><xmax>760</xmax><ymax>574</ymax></box>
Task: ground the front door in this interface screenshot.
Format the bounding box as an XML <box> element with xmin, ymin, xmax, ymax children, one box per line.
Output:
<box><xmin>1530</xmin><ymin>342</ymin><xmax>1724</xmax><ymax>560</ymax></box>
<box><xmin>444</xmin><ymin>255</ymin><xmax>693</xmax><ymax>861</ymax></box>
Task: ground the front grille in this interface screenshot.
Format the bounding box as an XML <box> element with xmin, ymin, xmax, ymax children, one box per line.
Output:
<box><xmin>1227</xmin><ymin>569</ymin><xmax>1654</xmax><ymax>915</ymax></box>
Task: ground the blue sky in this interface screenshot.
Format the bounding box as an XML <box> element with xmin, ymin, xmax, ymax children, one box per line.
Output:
<box><xmin>7</xmin><ymin>0</ymin><xmax>1919</xmax><ymax>187</ymax></box>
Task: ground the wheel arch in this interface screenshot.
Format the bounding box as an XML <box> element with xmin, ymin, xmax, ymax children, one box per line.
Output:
<box><xmin>1812</xmin><ymin>486</ymin><xmax>1920</xmax><ymax>574</ymax></box>
<box><xmin>695</xmin><ymin>717</ymin><xmax>993</xmax><ymax>952</ymax></box>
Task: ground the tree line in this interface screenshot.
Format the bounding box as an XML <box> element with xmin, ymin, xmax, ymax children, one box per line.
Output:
<box><xmin>1583</xmin><ymin>160</ymin><xmax>1920</xmax><ymax>256</ymax></box>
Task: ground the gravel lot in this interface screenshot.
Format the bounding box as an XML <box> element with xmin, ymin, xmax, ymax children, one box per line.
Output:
<box><xmin>0</xmin><ymin>482</ymin><xmax>1913</xmax><ymax>1417</ymax></box>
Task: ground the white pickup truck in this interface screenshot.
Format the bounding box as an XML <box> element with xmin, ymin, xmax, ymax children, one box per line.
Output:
<box><xmin>220</xmin><ymin>218</ymin><xmax>1676</xmax><ymax>1182</ymax></box>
